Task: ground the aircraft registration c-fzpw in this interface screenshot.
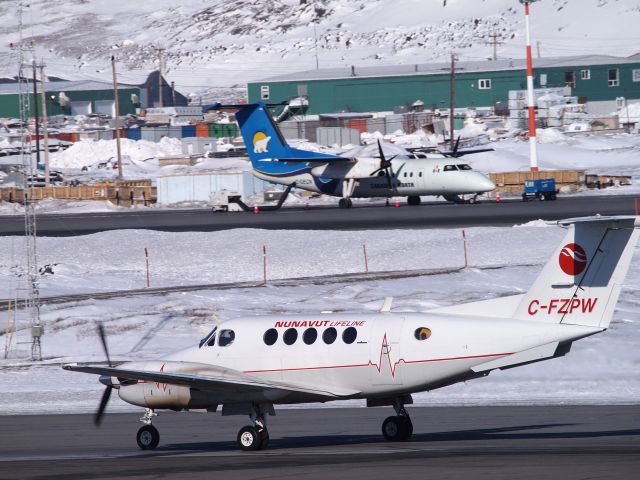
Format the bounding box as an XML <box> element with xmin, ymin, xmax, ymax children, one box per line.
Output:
<box><xmin>64</xmin><ymin>216</ymin><xmax>639</xmax><ymax>451</ymax></box>
<box><xmin>217</xmin><ymin>103</ymin><xmax>496</xmax><ymax>208</ymax></box>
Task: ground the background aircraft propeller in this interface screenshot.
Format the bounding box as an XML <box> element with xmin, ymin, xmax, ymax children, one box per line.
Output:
<box><xmin>371</xmin><ymin>139</ymin><xmax>398</xmax><ymax>194</ymax></box>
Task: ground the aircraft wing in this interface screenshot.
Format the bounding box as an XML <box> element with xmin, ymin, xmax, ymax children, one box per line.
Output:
<box><xmin>62</xmin><ymin>363</ymin><xmax>358</xmax><ymax>399</ymax></box>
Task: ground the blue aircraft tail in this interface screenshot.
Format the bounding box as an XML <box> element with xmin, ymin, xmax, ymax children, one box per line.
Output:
<box><xmin>233</xmin><ymin>103</ymin><xmax>346</xmax><ymax>169</ymax></box>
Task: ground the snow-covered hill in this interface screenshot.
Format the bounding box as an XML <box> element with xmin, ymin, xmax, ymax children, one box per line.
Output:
<box><xmin>0</xmin><ymin>0</ymin><xmax>638</xmax><ymax>99</ymax></box>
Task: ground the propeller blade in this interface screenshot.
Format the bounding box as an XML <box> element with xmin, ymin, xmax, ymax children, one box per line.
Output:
<box><xmin>376</xmin><ymin>139</ymin><xmax>386</xmax><ymax>163</ymax></box>
<box><xmin>97</xmin><ymin>322</ymin><xmax>112</xmax><ymax>367</ymax></box>
<box><xmin>94</xmin><ymin>386</ymin><xmax>112</xmax><ymax>426</ymax></box>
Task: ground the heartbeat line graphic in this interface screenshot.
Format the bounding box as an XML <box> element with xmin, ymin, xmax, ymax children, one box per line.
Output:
<box><xmin>368</xmin><ymin>333</ymin><xmax>404</xmax><ymax>378</ymax></box>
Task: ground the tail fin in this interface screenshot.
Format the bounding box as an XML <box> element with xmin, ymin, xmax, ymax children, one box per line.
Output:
<box><xmin>513</xmin><ymin>216</ymin><xmax>640</xmax><ymax>328</ymax></box>
<box><xmin>234</xmin><ymin>103</ymin><xmax>341</xmax><ymax>167</ymax></box>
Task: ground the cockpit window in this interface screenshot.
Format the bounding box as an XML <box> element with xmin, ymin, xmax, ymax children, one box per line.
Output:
<box><xmin>443</xmin><ymin>165</ymin><xmax>458</xmax><ymax>171</ymax></box>
<box><xmin>199</xmin><ymin>326</ymin><xmax>217</xmax><ymax>348</ymax></box>
<box><xmin>457</xmin><ymin>164</ymin><xmax>472</xmax><ymax>170</ymax></box>
<box><xmin>218</xmin><ymin>329</ymin><xmax>235</xmax><ymax>347</ymax></box>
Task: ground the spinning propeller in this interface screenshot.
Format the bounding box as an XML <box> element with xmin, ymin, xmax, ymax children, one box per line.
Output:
<box><xmin>370</xmin><ymin>139</ymin><xmax>398</xmax><ymax>194</ymax></box>
<box><xmin>95</xmin><ymin>322</ymin><xmax>113</xmax><ymax>426</ymax></box>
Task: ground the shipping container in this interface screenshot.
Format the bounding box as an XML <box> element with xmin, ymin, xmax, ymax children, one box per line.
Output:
<box><xmin>182</xmin><ymin>125</ymin><xmax>196</xmax><ymax>138</ymax></box>
<box><xmin>347</xmin><ymin>119</ymin><xmax>367</xmax><ymax>133</ymax></box>
<box><xmin>196</xmin><ymin>123</ymin><xmax>210</xmax><ymax>137</ymax></box>
<box><xmin>127</xmin><ymin>128</ymin><xmax>142</xmax><ymax>141</ymax></box>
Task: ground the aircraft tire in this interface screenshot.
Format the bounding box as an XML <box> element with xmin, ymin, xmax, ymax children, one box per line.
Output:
<box><xmin>382</xmin><ymin>416</ymin><xmax>408</xmax><ymax>441</ymax></box>
<box><xmin>407</xmin><ymin>195</ymin><xmax>421</xmax><ymax>206</ymax></box>
<box><xmin>237</xmin><ymin>426</ymin><xmax>261</xmax><ymax>451</ymax></box>
<box><xmin>136</xmin><ymin>425</ymin><xmax>160</xmax><ymax>450</ymax></box>
<box><xmin>259</xmin><ymin>431</ymin><xmax>270</xmax><ymax>450</ymax></box>
<box><xmin>400</xmin><ymin>416</ymin><xmax>413</xmax><ymax>440</ymax></box>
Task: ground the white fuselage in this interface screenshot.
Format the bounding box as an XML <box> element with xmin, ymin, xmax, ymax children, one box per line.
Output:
<box><xmin>253</xmin><ymin>156</ymin><xmax>496</xmax><ymax>198</ymax></box>
<box><xmin>115</xmin><ymin>312</ymin><xmax>598</xmax><ymax>410</ymax></box>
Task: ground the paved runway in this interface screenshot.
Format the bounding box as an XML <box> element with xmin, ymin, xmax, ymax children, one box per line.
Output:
<box><xmin>0</xmin><ymin>195</ymin><xmax>637</xmax><ymax>236</ymax></box>
<box><xmin>1</xmin><ymin>406</ymin><xmax>638</xmax><ymax>479</ymax></box>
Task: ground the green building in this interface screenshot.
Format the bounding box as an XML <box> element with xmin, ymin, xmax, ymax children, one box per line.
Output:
<box><xmin>0</xmin><ymin>80</ymin><xmax>140</xmax><ymax>118</ymax></box>
<box><xmin>248</xmin><ymin>54</ymin><xmax>640</xmax><ymax>115</ymax></box>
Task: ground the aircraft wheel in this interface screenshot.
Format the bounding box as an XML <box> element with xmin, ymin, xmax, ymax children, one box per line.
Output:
<box><xmin>382</xmin><ymin>416</ymin><xmax>407</xmax><ymax>441</ymax></box>
<box><xmin>237</xmin><ymin>426</ymin><xmax>261</xmax><ymax>451</ymax></box>
<box><xmin>400</xmin><ymin>416</ymin><xmax>413</xmax><ymax>440</ymax></box>
<box><xmin>136</xmin><ymin>425</ymin><xmax>160</xmax><ymax>450</ymax></box>
<box><xmin>468</xmin><ymin>196</ymin><xmax>477</xmax><ymax>204</ymax></box>
<box><xmin>407</xmin><ymin>195</ymin><xmax>421</xmax><ymax>206</ymax></box>
<box><xmin>339</xmin><ymin>198</ymin><xmax>351</xmax><ymax>209</ymax></box>
<box><xmin>259</xmin><ymin>430</ymin><xmax>270</xmax><ymax>450</ymax></box>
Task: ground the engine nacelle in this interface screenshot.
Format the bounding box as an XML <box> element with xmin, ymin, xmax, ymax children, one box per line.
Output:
<box><xmin>311</xmin><ymin>157</ymin><xmax>383</xmax><ymax>179</ymax></box>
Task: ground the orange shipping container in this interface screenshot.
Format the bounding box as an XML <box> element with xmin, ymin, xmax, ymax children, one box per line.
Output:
<box><xmin>347</xmin><ymin>119</ymin><xmax>367</xmax><ymax>133</ymax></box>
<box><xmin>196</xmin><ymin>124</ymin><xmax>210</xmax><ymax>137</ymax></box>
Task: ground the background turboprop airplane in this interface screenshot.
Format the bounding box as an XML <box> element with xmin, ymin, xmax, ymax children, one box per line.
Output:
<box><xmin>229</xmin><ymin>103</ymin><xmax>496</xmax><ymax>208</ymax></box>
<box><xmin>64</xmin><ymin>216</ymin><xmax>639</xmax><ymax>452</ymax></box>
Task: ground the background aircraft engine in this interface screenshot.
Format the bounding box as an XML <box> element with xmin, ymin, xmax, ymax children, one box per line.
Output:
<box><xmin>311</xmin><ymin>157</ymin><xmax>383</xmax><ymax>179</ymax></box>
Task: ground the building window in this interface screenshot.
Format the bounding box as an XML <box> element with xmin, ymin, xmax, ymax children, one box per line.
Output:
<box><xmin>260</xmin><ymin>85</ymin><xmax>270</xmax><ymax>100</ymax></box>
<box><xmin>540</xmin><ymin>73</ymin><xmax>548</xmax><ymax>87</ymax></box>
<box><xmin>580</xmin><ymin>69</ymin><xmax>591</xmax><ymax>80</ymax></box>
<box><xmin>608</xmin><ymin>69</ymin><xmax>620</xmax><ymax>87</ymax></box>
<box><xmin>565</xmin><ymin>71</ymin><xmax>576</xmax><ymax>89</ymax></box>
<box><xmin>478</xmin><ymin>79</ymin><xmax>492</xmax><ymax>90</ymax></box>
<box><xmin>633</xmin><ymin>69</ymin><xmax>640</xmax><ymax>83</ymax></box>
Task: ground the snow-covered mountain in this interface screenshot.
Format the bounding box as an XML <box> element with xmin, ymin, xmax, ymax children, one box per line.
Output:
<box><xmin>0</xmin><ymin>0</ymin><xmax>638</xmax><ymax>100</ymax></box>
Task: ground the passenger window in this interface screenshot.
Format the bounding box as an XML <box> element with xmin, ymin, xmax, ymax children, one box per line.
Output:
<box><xmin>283</xmin><ymin>328</ymin><xmax>298</xmax><ymax>345</ymax></box>
<box><xmin>218</xmin><ymin>329</ymin><xmax>235</xmax><ymax>347</ymax></box>
<box><xmin>443</xmin><ymin>165</ymin><xmax>458</xmax><ymax>172</ymax></box>
<box><xmin>419</xmin><ymin>172</ymin><xmax>422</xmax><ymax>177</ymax></box>
<box><xmin>342</xmin><ymin>327</ymin><xmax>357</xmax><ymax>344</ymax></box>
<box><xmin>414</xmin><ymin>327</ymin><xmax>432</xmax><ymax>340</ymax></box>
<box><xmin>303</xmin><ymin>328</ymin><xmax>318</xmax><ymax>345</ymax></box>
<box><xmin>323</xmin><ymin>327</ymin><xmax>337</xmax><ymax>344</ymax></box>
<box><xmin>263</xmin><ymin>328</ymin><xmax>278</xmax><ymax>346</ymax></box>
<box><xmin>403</xmin><ymin>172</ymin><xmax>407</xmax><ymax>177</ymax></box>
<box><xmin>409</xmin><ymin>172</ymin><xmax>413</xmax><ymax>177</ymax></box>
<box><xmin>457</xmin><ymin>164</ymin><xmax>472</xmax><ymax>170</ymax></box>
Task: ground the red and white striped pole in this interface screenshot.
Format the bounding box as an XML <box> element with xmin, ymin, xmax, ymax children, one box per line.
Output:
<box><xmin>522</xmin><ymin>0</ymin><xmax>539</xmax><ymax>172</ymax></box>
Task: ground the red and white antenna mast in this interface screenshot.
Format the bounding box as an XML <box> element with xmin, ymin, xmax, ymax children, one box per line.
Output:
<box><xmin>520</xmin><ymin>0</ymin><xmax>540</xmax><ymax>172</ymax></box>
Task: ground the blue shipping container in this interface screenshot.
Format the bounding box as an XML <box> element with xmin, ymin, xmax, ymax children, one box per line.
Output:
<box><xmin>182</xmin><ymin>125</ymin><xmax>196</xmax><ymax>138</ymax></box>
<box><xmin>127</xmin><ymin>128</ymin><xmax>141</xmax><ymax>141</ymax></box>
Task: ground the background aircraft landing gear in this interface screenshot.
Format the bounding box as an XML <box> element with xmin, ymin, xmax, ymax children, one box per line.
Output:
<box><xmin>381</xmin><ymin>400</ymin><xmax>413</xmax><ymax>442</ymax></box>
<box><xmin>407</xmin><ymin>195</ymin><xmax>421</xmax><ymax>206</ymax></box>
<box><xmin>137</xmin><ymin>424</ymin><xmax>160</xmax><ymax>450</ymax></box>
<box><xmin>338</xmin><ymin>198</ymin><xmax>353</xmax><ymax>209</ymax></box>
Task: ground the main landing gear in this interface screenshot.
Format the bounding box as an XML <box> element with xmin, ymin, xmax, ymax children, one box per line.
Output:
<box><xmin>136</xmin><ymin>408</ymin><xmax>160</xmax><ymax>450</ymax></box>
<box><xmin>237</xmin><ymin>404</ymin><xmax>270</xmax><ymax>451</ymax></box>
<box><xmin>381</xmin><ymin>399</ymin><xmax>413</xmax><ymax>442</ymax></box>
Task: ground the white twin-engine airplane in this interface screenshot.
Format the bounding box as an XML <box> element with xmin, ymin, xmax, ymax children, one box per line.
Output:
<box><xmin>64</xmin><ymin>216</ymin><xmax>639</xmax><ymax>452</ymax></box>
<box><xmin>226</xmin><ymin>103</ymin><xmax>495</xmax><ymax>208</ymax></box>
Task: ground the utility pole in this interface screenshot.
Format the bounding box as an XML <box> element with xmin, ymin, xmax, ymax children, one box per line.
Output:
<box><xmin>313</xmin><ymin>24</ymin><xmax>320</xmax><ymax>70</ymax></box>
<box><xmin>487</xmin><ymin>32</ymin><xmax>504</xmax><ymax>61</ymax></box>
<box><xmin>111</xmin><ymin>56</ymin><xmax>123</xmax><ymax>180</ymax></box>
<box><xmin>520</xmin><ymin>0</ymin><xmax>540</xmax><ymax>172</ymax></box>
<box><xmin>171</xmin><ymin>81</ymin><xmax>176</xmax><ymax>107</ymax></box>
<box><xmin>449</xmin><ymin>53</ymin><xmax>457</xmax><ymax>152</ymax></box>
<box><xmin>157</xmin><ymin>47</ymin><xmax>165</xmax><ymax>108</ymax></box>
<box><xmin>39</xmin><ymin>62</ymin><xmax>50</xmax><ymax>187</ymax></box>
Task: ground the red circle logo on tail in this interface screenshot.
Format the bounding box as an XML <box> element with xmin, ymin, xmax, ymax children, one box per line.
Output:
<box><xmin>559</xmin><ymin>243</ymin><xmax>587</xmax><ymax>275</ymax></box>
